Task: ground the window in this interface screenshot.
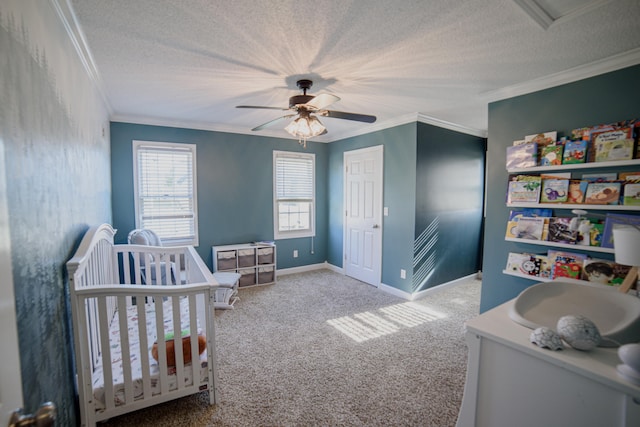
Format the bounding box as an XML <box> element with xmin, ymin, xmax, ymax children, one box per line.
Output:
<box><xmin>273</xmin><ymin>151</ymin><xmax>315</xmax><ymax>239</ymax></box>
<box><xmin>133</xmin><ymin>141</ymin><xmax>198</xmax><ymax>246</ymax></box>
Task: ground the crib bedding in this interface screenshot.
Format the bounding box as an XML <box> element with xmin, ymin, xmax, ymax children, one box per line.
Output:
<box><xmin>92</xmin><ymin>296</ymin><xmax>209</xmax><ymax>410</ymax></box>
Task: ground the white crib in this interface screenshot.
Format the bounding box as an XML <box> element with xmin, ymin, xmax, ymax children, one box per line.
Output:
<box><xmin>66</xmin><ymin>224</ymin><xmax>219</xmax><ymax>426</ymax></box>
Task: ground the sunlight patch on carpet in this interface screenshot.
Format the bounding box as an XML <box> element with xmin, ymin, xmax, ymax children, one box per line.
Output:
<box><xmin>327</xmin><ymin>302</ymin><xmax>448</xmax><ymax>342</ymax></box>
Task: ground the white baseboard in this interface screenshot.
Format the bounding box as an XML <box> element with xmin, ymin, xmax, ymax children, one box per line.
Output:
<box><xmin>380</xmin><ymin>272</ymin><xmax>480</xmax><ymax>301</ymax></box>
<box><xmin>277</xmin><ymin>262</ymin><xmax>340</xmax><ymax>276</ymax></box>
<box><xmin>409</xmin><ymin>273</ymin><xmax>480</xmax><ymax>300</ymax></box>
<box><xmin>278</xmin><ymin>264</ymin><xmax>479</xmax><ymax>302</ymax></box>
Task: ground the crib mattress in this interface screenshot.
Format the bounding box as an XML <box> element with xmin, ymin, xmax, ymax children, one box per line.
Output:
<box><xmin>92</xmin><ymin>297</ymin><xmax>209</xmax><ymax>410</ymax></box>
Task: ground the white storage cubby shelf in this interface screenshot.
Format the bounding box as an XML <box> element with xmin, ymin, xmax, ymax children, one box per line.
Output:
<box><xmin>212</xmin><ymin>242</ymin><xmax>276</xmax><ymax>288</ymax></box>
<box><xmin>504</xmin><ymin>158</ymin><xmax>640</xmax><ymax>284</ymax></box>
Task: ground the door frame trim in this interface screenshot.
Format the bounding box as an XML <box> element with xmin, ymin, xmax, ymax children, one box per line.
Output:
<box><xmin>342</xmin><ymin>145</ymin><xmax>384</xmax><ymax>287</ymax></box>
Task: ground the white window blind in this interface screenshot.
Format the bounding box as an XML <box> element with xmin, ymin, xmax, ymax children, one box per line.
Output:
<box><xmin>133</xmin><ymin>141</ymin><xmax>198</xmax><ymax>246</ymax></box>
<box><xmin>273</xmin><ymin>151</ymin><xmax>315</xmax><ymax>239</ymax></box>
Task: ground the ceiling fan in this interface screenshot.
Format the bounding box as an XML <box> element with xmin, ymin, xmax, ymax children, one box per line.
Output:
<box><xmin>236</xmin><ymin>79</ymin><xmax>376</xmax><ymax>146</ymax></box>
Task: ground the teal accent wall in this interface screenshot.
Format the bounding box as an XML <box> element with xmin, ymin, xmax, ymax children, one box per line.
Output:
<box><xmin>482</xmin><ymin>64</ymin><xmax>640</xmax><ymax>313</ymax></box>
<box><xmin>1</xmin><ymin>2</ymin><xmax>111</xmax><ymax>424</ymax></box>
<box><xmin>110</xmin><ymin>122</ymin><xmax>329</xmax><ymax>269</ymax></box>
<box><xmin>328</xmin><ymin>124</ymin><xmax>419</xmax><ymax>292</ymax></box>
<box><xmin>414</xmin><ymin>123</ymin><xmax>486</xmax><ymax>292</ymax></box>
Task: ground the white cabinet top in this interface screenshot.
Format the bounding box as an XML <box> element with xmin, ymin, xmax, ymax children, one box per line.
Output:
<box><xmin>466</xmin><ymin>300</ymin><xmax>640</xmax><ymax>398</ymax></box>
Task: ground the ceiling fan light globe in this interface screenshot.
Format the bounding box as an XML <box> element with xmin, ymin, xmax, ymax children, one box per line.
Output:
<box><xmin>308</xmin><ymin>116</ymin><xmax>326</xmax><ymax>136</ymax></box>
<box><xmin>285</xmin><ymin>116</ymin><xmax>325</xmax><ymax>139</ymax></box>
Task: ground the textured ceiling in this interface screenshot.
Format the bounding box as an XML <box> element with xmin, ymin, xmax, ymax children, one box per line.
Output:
<box><xmin>69</xmin><ymin>0</ymin><xmax>640</xmax><ymax>141</ymax></box>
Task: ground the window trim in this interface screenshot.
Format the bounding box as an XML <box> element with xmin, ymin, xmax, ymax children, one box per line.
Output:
<box><xmin>132</xmin><ymin>140</ymin><xmax>199</xmax><ymax>246</ymax></box>
<box><xmin>273</xmin><ymin>150</ymin><xmax>316</xmax><ymax>240</ymax></box>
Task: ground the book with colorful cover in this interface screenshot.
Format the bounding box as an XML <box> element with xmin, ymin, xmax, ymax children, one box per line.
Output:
<box><xmin>540</xmin><ymin>179</ymin><xmax>569</xmax><ymax>203</ymax></box>
<box><xmin>581</xmin><ymin>259</ymin><xmax>633</xmax><ymax>286</ymax></box>
<box><xmin>525</xmin><ymin>131</ymin><xmax>557</xmax><ymax>147</ymax></box>
<box><xmin>515</xmin><ymin>217</ymin><xmax>546</xmax><ymax>240</ymax></box>
<box><xmin>590</xmin><ymin>223</ymin><xmax>604</xmax><ymax>247</ymax></box>
<box><xmin>582</xmin><ymin>172</ymin><xmax>618</xmax><ymax>182</ymax></box>
<box><xmin>584</xmin><ymin>182</ymin><xmax>621</xmax><ymax>205</ymax></box>
<box><xmin>540</xmin><ymin>144</ymin><xmax>564</xmax><ymax>166</ymax></box>
<box><xmin>567</xmin><ymin>180</ymin><xmax>588</xmax><ymax>203</ymax></box>
<box><xmin>595</xmin><ymin>139</ymin><xmax>635</xmax><ymax>162</ymax></box>
<box><xmin>547</xmin><ymin>217</ymin><xmax>577</xmax><ymax>244</ymax></box>
<box><xmin>619</xmin><ymin>172</ymin><xmax>640</xmax><ymax>180</ymax></box>
<box><xmin>623</xmin><ymin>183</ymin><xmax>640</xmax><ymax>206</ymax></box>
<box><xmin>562</xmin><ymin>140</ymin><xmax>588</xmax><ymax>164</ymax></box>
<box><xmin>508</xmin><ymin>208</ymin><xmax>553</xmax><ymax>220</ymax></box>
<box><xmin>547</xmin><ymin>250</ymin><xmax>587</xmax><ymax>280</ymax></box>
<box><xmin>506</xmin><ymin>175</ymin><xmax>541</xmax><ymax>204</ymax></box>
<box><xmin>506</xmin><ymin>143</ymin><xmax>537</xmax><ymax>169</ymax></box>
<box><xmin>505</xmin><ymin>252</ymin><xmax>551</xmax><ymax>278</ymax></box>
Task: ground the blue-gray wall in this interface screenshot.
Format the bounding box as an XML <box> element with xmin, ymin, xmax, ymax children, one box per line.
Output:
<box><xmin>110</xmin><ymin>122</ymin><xmax>329</xmax><ymax>269</ymax></box>
<box><xmin>113</xmin><ymin>120</ymin><xmax>485</xmax><ymax>295</ymax></box>
<box><xmin>327</xmin><ymin>124</ymin><xmax>419</xmax><ymax>292</ymax></box>
<box><xmin>414</xmin><ymin>123</ymin><xmax>485</xmax><ymax>292</ymax></box>
<box><xmin>1</xmin><ymin>2</ymin><xmax>111</xmax><ymax>424</ymax></box>
<box><xmin>482</xmin><ymin>64</ymin><xmax>640</xmax><ymax>313</ymax></box>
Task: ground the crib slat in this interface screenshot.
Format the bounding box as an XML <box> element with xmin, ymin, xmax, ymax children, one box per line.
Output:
<box><xmin>136</xmin><ymin>295</ymin><xmax>152</xmax><ymax>401</ymax></box>
<box><xmin>172</xmin><ymin>296</ymin><xmax>185</xmax><ymax>389</ymax></box>
<box><xmin>188</xmin><ymin>295</ymin><xmax>199</xmax><ymax>385</ymax></box>
<box><xmin>117</xmin><ymin>296</ymin><xmax>134</xmax><ymax>405</ymax></box>
<box><xmin>98</xmin><ymin>297</ymin><xmax>115</xmax><ymax>412</ymax></box>
<box><xmin>174</xmin><ymin>254</ymin><xmax>183</xmax><ymax>284</ymax></box>
<box><xmin>154</xmin><ymin>297</ymin><xmax>170</xmax><ymax>395</ymax></box>
<box><xmin>133</xmin><ymin>253</ymin><xmax>143</xmax><ymax>285</ymax></box>
<box><xmin>122</xmin><ymin>251</ymin><xmax>131</xmax><ymax>285</ymax></box>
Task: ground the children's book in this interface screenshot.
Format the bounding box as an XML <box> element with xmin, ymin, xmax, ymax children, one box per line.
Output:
<box><xmin>571</xmin><ymin>127</ymin><xmax>591</xmax><ymax>141</ymax></box>
<box><xmin>515</xmin><ymin>217</ymin><xmax>546</xmax><ymax>240</ymax></box>
<box><xmin>581</xmin><ymin>172</ymin><xmax>618</xmax><ymax>182</ymax></box>
<box><xmin>581</xmin><ymin>259</ymin><xmax>633</xmax><ymax>286</ymax></box>
<box><xmin>584</xmin><ymin>182</ymin><xmax>621</xmax><ymax>205</ymax></box>
<box><xmin>505</xmin><ymin>253</ymin><xmax>550</xmax><ymax>277</ymax></box>
<box><xmin>595</xmin><ymin>139</ymin><xmax>635</xmax><ymax>162</ymax></box>
<box><xmin>590</xmin><ymin>223</ymin><xmax>604</xmax><ymax>247</ymax></box>
<box><xmin>525</xmin><ymin>131</ymin><xmax>557</xmax><ymax>146</ymax></box>
<box><xmin>623</xmin><ymin>183</ymin><xmax>640</xmax><ymax>206</ymax></box>
<box><xmin>547</xmin><ymin>250</ymin><xmax>587</xmax><ymax>280</ymax></box>
<box><xmin>540</xmin><ymin>179</ymin><xmax>569</xmax><ymax>203</ymax></box>
<box><xmin>567</xmin><ymin>180</ymin><xmax>588</xmax><ymax>203</ymax></box>
<box><xmin>509</xmin><ymin>208</ymin><xmax>552</xmax><ymax>220</ymax></box>
<box><xmin>506</xmin><ymin>175</ymin><xmax>541</xmax><ymax>204</ymax></box>
<box><xmin>540</xmin><ymin>144</ymin><xmax>563</xmax><ymax>166</ymax></box>
<box><xmin>619</xmin><ymin>172</ymin><xmax>640</xmax><ymax>180</ymax></box>
<box><xmin>562</xmin><ymin>140</ymin><xmax>588</xmax><ymax>164</ymax></box>
<box><xmin>506</xmin><ymin>143</ymin><xmax>537</xmax><ymax>169</ymax></box>
<box><xmin>547</xmin><ymin>217</ymin><xmax>577</xmax><ymax>244</ymax></box>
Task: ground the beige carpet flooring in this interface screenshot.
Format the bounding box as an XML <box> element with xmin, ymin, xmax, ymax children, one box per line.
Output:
<box><xmin>100</xmin><ymin>269</ymin><xmax>481</xmax><ymax>426</ymax></box>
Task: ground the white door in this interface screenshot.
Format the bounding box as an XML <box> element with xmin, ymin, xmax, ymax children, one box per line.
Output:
<box><xmin>344</xmin><ymin>146</ymin><xmax>383</xmax><ymax>286</ymax></box>
<box><xmin>0</xmin><ymin>143</ymin><xmax>24</xmax><ymax>425</ymax></box>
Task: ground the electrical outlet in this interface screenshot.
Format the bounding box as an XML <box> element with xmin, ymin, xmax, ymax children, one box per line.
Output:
<box><xmin>293</xmin><ymin>250</ymin><xmax>298</xmax><ymax>258</ymax></box>
<box><xmin>400</xmin><ymin>269</ymin><xmax>406</xmax><ymax>279</ymax></box>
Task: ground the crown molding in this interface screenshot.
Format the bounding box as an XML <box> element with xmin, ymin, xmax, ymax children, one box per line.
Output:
<box><xmin>112</xmin><ymin>111</ymin><xmax>488</xmax><ymax>142</ymax></box>
<box><xmin>482</xmin><ymin>47</ymin><xmax>640</xmax><ymax>103</ymax></box>
<box><xmin>51</xmin><ymin>0</ymin><xmax>112</xmax><ymax>114</ymax></box>
<box><xmin>110</xmin><ymin>113</ymin><xmax>302</xmax><ymax>140</ymax></box>
<box><xmin>416</xmin><ymin>114</ymin><xmax>487</xmax><ymax>138</ymax></box>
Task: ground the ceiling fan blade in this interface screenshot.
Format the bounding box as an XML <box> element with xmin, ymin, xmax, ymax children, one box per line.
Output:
<box><xmin>305</xmin><ymin>93</ymin><xmax>340</xmax><ymax>110</ymax></box>
<box><xmin>252</xmin><ymin>114</ymin><xmax>296</xmax><ymax>131</ymax></box>
<box><xmin>236</xmin><ymin>105</ymin><xmax>290</xmax><ymax>111</ymax></box>
<box><xmin>322</xmin><ymin>110</ymin><xmax>377</xmax><ymax>123</ymax></box>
